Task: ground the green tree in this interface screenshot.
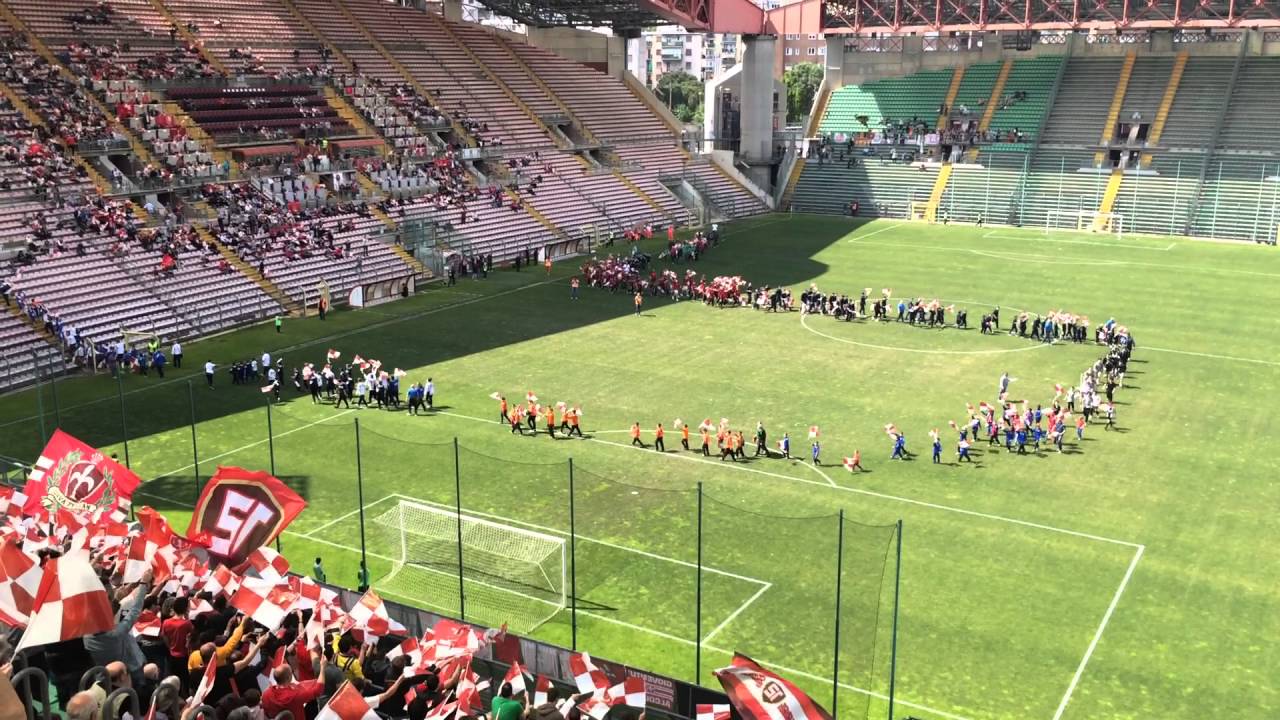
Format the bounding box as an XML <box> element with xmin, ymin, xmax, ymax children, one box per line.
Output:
<box><xmin>655</xmin><ymin>71</ymin><xmax>705</xmax><ymax>124</ymax></box>
<box><xmin>784</xmin><ymin>62</ymin><xmax>824</xmax><ymax>125</ymax></box>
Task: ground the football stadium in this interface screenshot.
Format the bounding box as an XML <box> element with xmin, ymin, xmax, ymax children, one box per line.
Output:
<box><xmin>0</xmin><ymin>2</ymin><xmax>1277</xmax><ymax>720</ymax></box>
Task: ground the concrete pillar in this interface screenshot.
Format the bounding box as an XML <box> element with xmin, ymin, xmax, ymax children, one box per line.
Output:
<box><xmin>1150</xmin><ymin>30</ymin><xmax>1174</xmax><ymax>54</ymax></box>
<box><xmin>740</xmin><ymin>35</ymin><xmax>776</xmax><ymax>188</ymax></box>
<box><xmin>823</xmin><ymin>36</ymin><xmax>845</xmax><ymax>91</ymax></box>
<box><xmin>442</xmin><ymin>0</ymin><xmax>463</xmax><ymax>22</ymax></box>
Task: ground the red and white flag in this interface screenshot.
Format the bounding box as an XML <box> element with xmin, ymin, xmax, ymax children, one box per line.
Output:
<box><xmin>203</xmin><ymin>565</ymin><xmax>241</xmax><ymax>598</ymax></box>
<box><xmin>503</xmin><ymin>661</ymin><xmax>529</xmax><ymax>695</ymax></box>
<box><xmin>526</xmin><ymin>392</ymin><xmax>538</xmax><ymax>404</ymax></box>
<box><xmin>0</xmin><ymin>536</ymin><xmax>41</xmax><ymax>627</ymax></box>
<box><xmin>0</xmin><ymin>486</ymin><xmax>27</xmax><ymax>519</ymax></box>
<box><xmin>187</xmin><ymin>657</ymin><xmax>218</xmax><ymax>710</ymax></box>
<box><xmin>385</xmin><ymin>636</ymin><xmax>424</xmax><ymax>667</ymax></box>
<box><xmin>841</xmin><ymin>457</ymin><xmax>858</xmax><ymax>472</ymax></box>
<box><xmin>714</xmin><ymin>654</ymin><xmax>832</xmax><ymax>720</ymax></box>
<box><xmin>132</xmin><ymin>609</ymin><xmax>163</xmax><ymax>638</ymax></box>
<box><xmin>424</xmin><ymin>700</ymin><xmax>458</xmax><ymax>720</ymax></box>
<box><xmin>454</xmin><ymin>669</ymin><xmax>490</xmax><ymax>715</ymax></box>
<box><xmin>327</xmin><ymin>349</ymin><xmax>341</xmax><ymax>361</ymax></box>
<box><xmin>342</xmin><ymin>589</ymin><xmax>405</xmax><ymax>638</ymax></box>
<box><xmin>13</xmin><ymin>548</ymin><xmax>114</xmax><ymax>653</ymax></box>
<box><xmin>569</xmin><ymin>652</ymin><xmax>611</xmax><ymax>695</ymax></box>
<box><xmin>242</xmin><ymin>545</ymin><xmax>290</xmax><ymax>580</ymax></box>
<box><xmin>123</xmin><ymin>507</ymin><xmax>177</xmax><ymax>584</ymax></box>
<box><xmin>533</xmin><ymin>675</ymin><xmax>553</xmax><ymax>706</ymax></box>
<box><xmin>230</xmin><ymin>577</ymin><xmax>299</xmax><ymax>632</ymax></box>
<box><xmin>577</xmin><ymin>697</ymin><xmax>611</xmax><ymax>720</ymax></box>
<box><xmin>807</xmin><ymin>426</ymin><xmax>820</xmax><ymax>439</ymax></box>
<box><xmin>696</xmin><ymin>704</ymin><xmax>732</xmax><ymax>720</ymax></box>
<box><xmin>22</xmin><ymin>430</ymin><xmax>141</xmax><ymax>517</ymax></box>
<box><xmin>605</xmin><ymin>676</ymin><xmax>645</xmax><ymax>708</ymax></box>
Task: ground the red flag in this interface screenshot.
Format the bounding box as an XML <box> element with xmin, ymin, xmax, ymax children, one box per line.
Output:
<box><xmin>0</xmin><ymin>537</ymin><xmax>41</xmax><ymax>627</ymax></box>
<box><xmin>187</xmin><ymin>659</ymin><xmax>217</xmax><ymax>710</ymax></box>
<box><xmin>230</xmin><ymin>577</ymin><xmax>299</xmax><ymax>632</ymax></box>
<box><xmin>696</xmin><ymin>705</ymin><xmax>732</xmax><ymax>720</ymax></box>
<box><xmin>714</xmin><ymin>654</ymin><xmax>832</xmax><ymax>720</ymax></box>
<box><xmin>342</xmin><ymin>589</ymin><xmax>406</xmax><ymax>638</ymax></box>
<box><xmin>533</xmin><ymin>675</ymin><xmax>553</xmax><ymax>707</ymax></box>
<box><xmin>13</xmin><ymin>549</ymin><xmax>114</xmax><ymax>653</ymax></box>
<box><xmin>569</xmin><ymin>652</ymin><xmax>611</xmax><ymax>695</ymax></box>
<box><xmin>22</xmin><ymin>430</ymin><xmax>140</xmax><ymax>517</ymax></box>
<box><xmin>605</xmin><ymin>677</ymin><xmax>645</xmax><ymax>708</ymax></box>
<box><xmin>131</xmin><ymin>609</ymin><xmax>163</xmax><ymax>638</ymax></box>
<box><xmin>316</xmin><ymin>682</ymin><xmax>378</xmax><ymax>720</ymax></box>
<box><xmin>0</xmin><ymin>486</ymin><xmax>28</xmax><ymax>519</ymax></box>
<box><xmin>240</xmin><ymin>546</ymin><xmax>290</xmax><ymax>580</ymax></box>
<box><xmin>503</xmin><ymin>661</ymin><xmax>529</xmax><ymax>695</ymax></box>
<box><xmin>187</xmin><ymin>466</ymin><xmax>306</xmax><ymax>567</ymax></box>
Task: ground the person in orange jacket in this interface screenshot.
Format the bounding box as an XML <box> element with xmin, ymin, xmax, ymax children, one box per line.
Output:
<box><xmin>654</xmin><ymin>423</ymin><xmax>665</xmax><ymax>452</ymax></box>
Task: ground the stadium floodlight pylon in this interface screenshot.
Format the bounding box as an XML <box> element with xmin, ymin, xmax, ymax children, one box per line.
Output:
<box><xmin>1044</xmin><ymin>209</ymin><xmax>1124</xmax><ymax>237</ymax></box>
<box><xmin>372</xmin><ymin>499</ymin><xmax>566</xmax><ymax>633</ymax></box>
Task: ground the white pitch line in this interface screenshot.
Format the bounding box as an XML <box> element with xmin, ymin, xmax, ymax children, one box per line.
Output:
<box><xmin>130</xmin><ymin>459</ymin><xmax>971</xmax><ymax>720</ymax></box>
<box><xmin>846</xmin><ymin>223</ymin><xmax>903</xmax><ymax>243</ymax></box>
<box><xmin>1143</xmin><ymin>345</ymin><xmax>1280</xmax><ymax>367</ymax></box>
<box><xmin>0</xmin><ymin>277</ymin><xmax>563</xmax><ymax>430</ymax></box>
<box><xmin>701</xmin><ymin>582</ymin><xmax>772</xmax><ymax>644</ymax></box>
<box><xmin>302</xmin><ymin>492</ymin><xmax>398</xmax><ymax>537</ymax></box>
<box><xmin>981</xmin><ymin>230</ymin><xmax>1176</xmax><ymax>251</ymax></box>
<box><xmin>435</xmin><ymin>409</ymin><xmax>1142</xmax><ymax>549</ymax></box>
<box><xmin>800</xmin><ymin>314</ymin><xmax>1055</xmax><ymax>356</ymax></box>
<box><xmin>388</xmin><ymin>493</ymin><xmax>769</xmax><ymax>587</ymax></box>
<box><xmin>150</xmin><ymin>409</ymin><xmax>357</xmax><ymax>478</ymax></box>
<box><xmin>700</xmin><ymin>643</ymin><xmax>978</xmax><ymax>720</ymax></box>
<box><xmin>1051</xmin><ymin>544</ymin><xmax>1145</xmax><ymax>720</ymax></box>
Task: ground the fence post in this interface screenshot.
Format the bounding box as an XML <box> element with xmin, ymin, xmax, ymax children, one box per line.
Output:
<box><xmin>49</xmin><ymin>360</ymin><xmax>60</xmax><ymax>428</ymax></box>
<box><xmin>888</xmin><ymin>519</ymin><xmax>903</xmax><ymax>720</ymax></box>
<box><xmin>187</xmin><ymin>381</ymin><xmax>199</xmax><ymax>503</ymax></box>
<box><xmin>34</xmin><ymin>351</ymin><xmax>47</xmax><ymax>445</ymax></box>
<box><xmin>695</xmin><ymin>480</ymin><xmax>703</xmax><ymax>684</ymax></box>
<box><xmin>454</xmin><ymin>437</ymin><xmax>465</xmax><ymax>620</ymax></box>
<box><xmin>116</xmin><ymin>374</ymin><xmax>130</xmax><ymax>470</ymax></box>
<box><xmin>832</xmin><ymin>509</ymin><xmax>844</xmax><ymax>718</ymax></box>
<box><xmin>355</xmin><ymin>419</ymin><xmax>368</xmax><ymax>590</ymax></box>
<box><xmin>569</xmin><ymin>457</ymin><xmax>578</xmax><ymax>651</ymax></box>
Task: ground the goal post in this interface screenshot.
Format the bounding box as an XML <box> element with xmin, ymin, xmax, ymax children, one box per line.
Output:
<box><xmin>1044</xmin><ymin>209</ymin><xmax>1124</xmax><ymax>237</ymax></box>
<box><xmin>371</xmin><ymin>499</ymin><xmax>566</xmax><ymax>633</ymax></box>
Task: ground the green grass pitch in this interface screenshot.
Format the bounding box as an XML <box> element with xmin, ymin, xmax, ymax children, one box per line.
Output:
<box><xmin>2</xmin><ymin>214</ymin><xmax>1278</xmax><ymax>720</ymax></box>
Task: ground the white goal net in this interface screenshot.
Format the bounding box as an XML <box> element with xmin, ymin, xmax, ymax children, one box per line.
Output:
<box><xmin>372</xmin><ymin>499</ymin><xmax>566</xmax><ymax>633</ymax></box>
<box><xmin>1044</xmin><ymin>209</ymin><xmax>1124</xmax><ymax>237</ymax></box>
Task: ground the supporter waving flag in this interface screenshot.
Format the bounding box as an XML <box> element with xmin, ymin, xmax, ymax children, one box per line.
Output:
<box><xmin>714</xmin><ymin>654</ymin><xmax>832</xmax><ymax>720</ymax></box>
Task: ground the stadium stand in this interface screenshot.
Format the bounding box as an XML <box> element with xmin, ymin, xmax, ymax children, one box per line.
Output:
<box><xmin>792</xmin><ymin>48</ymin><xmax>1278</xmax><ymax>242</ymax></box>
<box><xmin>0</xmin><ymin>0</ymin><xmax>771</xmax><ymax>390</ymax></box>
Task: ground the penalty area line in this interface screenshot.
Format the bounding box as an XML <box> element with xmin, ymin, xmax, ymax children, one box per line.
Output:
<box><xmin>1051</xmin><ymin>544</ymin><xmax>1145</xmax><ymax>720</ymax></box>
<box><xmin>433</xmin><ymin>409</ymin><xmax>1142</xmax><ymax>549</ymax></box>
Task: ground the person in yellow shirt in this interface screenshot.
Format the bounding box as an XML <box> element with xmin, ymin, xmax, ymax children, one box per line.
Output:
<box><xmin>188</xmin><ymin>614</ymin><xmax>250</xmax><ymax>673</ymax></box>
<box><xmin>332</xmin><ymin>634</ymin><xmax>368</xmax><ymax>682</ymax></box>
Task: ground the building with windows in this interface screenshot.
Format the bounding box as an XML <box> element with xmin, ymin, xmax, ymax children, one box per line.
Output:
<box><xmin>632</xmin><ymin>27</ymin><xmax>744</xmax><ymax>85</ymax></box>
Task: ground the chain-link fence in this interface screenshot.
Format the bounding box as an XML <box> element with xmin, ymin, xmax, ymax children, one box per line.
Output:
<box><xmin>5</xmin><ymin>386</ymin><xmax>903</xmax><ymax>719</ymax></box>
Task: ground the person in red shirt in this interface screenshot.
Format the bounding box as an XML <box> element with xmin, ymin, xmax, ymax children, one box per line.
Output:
<box><xmin>160</xmin><ymin>597</ymin><xmax>195</xmax><ymax>683</ymax></box>
<box><xmin>261</xmin><ymin>656</ymin><xmax>327</xmax><ymax>720</ymax></box>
